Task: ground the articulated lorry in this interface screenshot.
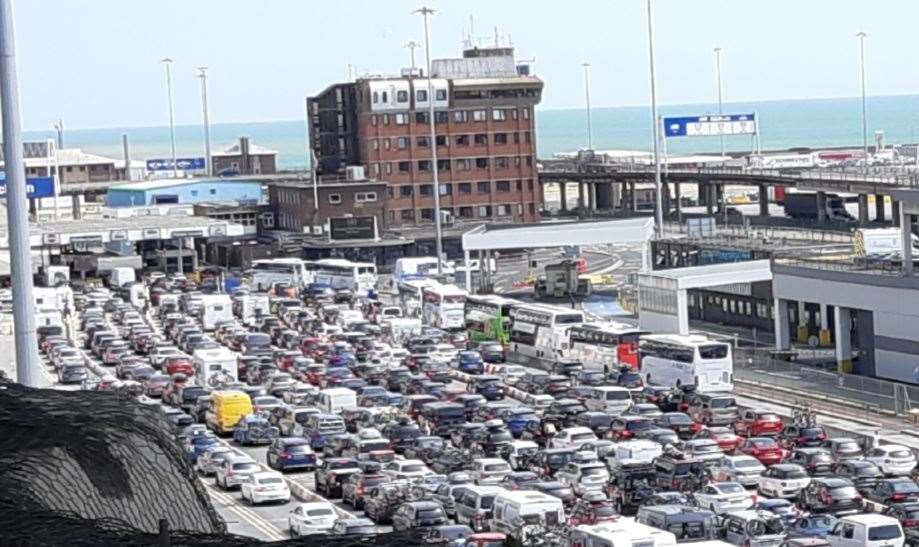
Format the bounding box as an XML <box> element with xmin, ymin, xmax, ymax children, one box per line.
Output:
<box><xmin>783</xmin><ymin>192</ymin><xmax>854</xmax><ymax>222</ymax></box>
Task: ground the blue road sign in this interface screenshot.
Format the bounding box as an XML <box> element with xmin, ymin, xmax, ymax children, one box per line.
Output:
<box><xmin>146</xmin><ymin>157</ymin><xmax>206</xmax><ymax>171</ymax></box>
<box><xmin>663</xmin><ymin>113</ymin><xmax>757</xmax><ymax>138</ymax></box>
<box><xmin>0</xmin><ymin>174</ymin><xmax>55</xmax><ymax>199</ymax></box>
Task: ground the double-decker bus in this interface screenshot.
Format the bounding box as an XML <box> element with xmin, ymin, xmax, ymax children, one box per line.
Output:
<box><xmin>250</xmin><ymin>258</ymin><xmax>308</xmax><ymax>291</ymax></box>
<box><xmin>639</xmin><ymin>334</ymin><xmax>733</xmax><ymax>393</ymax></box>
<box><xmin>464</xmin><ymin>294</ymin><xmax>515</xmax><ymax>345</ymax></box>
<box><xmin>508</xmin><ymin>303</ymin><xmax>584</xmax><ymax>360</ymax></box>
<box><xmin>567</xmin><ymin>322</ymin><xmax>646</xmax><ymax>372</ymax></box>
<box><xmin>421</xmin><ymin>283</ymin><xmax>467</xmax><ymax>330</ymax></box>
<box><xmin>306</xmin><ymin>259</ymin><xmax>378</xmax><ymax>296</ymax></box>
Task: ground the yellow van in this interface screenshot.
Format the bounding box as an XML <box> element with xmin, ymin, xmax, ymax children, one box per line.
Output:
<box><xmin>207</xmin><ymin>390</ymin><xmax>253</xmax><ymax>434</ymax></box>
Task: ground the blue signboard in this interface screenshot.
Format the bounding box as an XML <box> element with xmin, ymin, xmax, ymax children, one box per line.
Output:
<box><xmin>663</xmin><ymin>113</ymin><xmax>757</xmax><ymax>138</ymax></box>
<box><xmin>146</xmin><ymin>157</ymin><xmax>206</xmax><ymax>171</ymax></box>
<box><xmin>0</xmin><ymin>174</ymin><xmax>55</xmax><ymax>199</ymax></box>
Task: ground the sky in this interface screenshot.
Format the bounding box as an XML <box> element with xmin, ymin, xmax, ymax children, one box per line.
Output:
<box><xmin>12</xmin><ymin>0</ymin><xmax>919</xmax><ymax>131</ymax></box>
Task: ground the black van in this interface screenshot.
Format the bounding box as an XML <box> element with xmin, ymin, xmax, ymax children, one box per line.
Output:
<box><xmin>636</xmin><ymin>504</ymin><xmax>717</xmax><ymax>541</ymax></box>
<box><xmin>652</xmin><ymin>454</ymin><xmax>708</xmax><ymax>491</ymax></box>
<box><xmin>419</xmin><ymin>402</ymin><xmax>466</xmax><ymax>438</ymax></box>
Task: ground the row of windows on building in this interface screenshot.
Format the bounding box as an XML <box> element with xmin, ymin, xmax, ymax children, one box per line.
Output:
<box><xmin>369</xmin><ymin>155</ymin><xmax>534</xmax><ymax>177</ymax></box>
<box><xmin>388</xmin><ymin>179</ymin><xmax>535</xmax><ymax>198</ymax></box>
<box><xmin>276</xmin><ymin>189</ymin><xmax>379</xmax><ymax>206</ymax></box>
<box><xmin>370</xmin><ymin>131</ymin><xmax>532</xmax><ymax>151</ymax></box>
<box><xmin>371</xmin><ymin>87</ymin><xmax>448</xmax><ymax>105</ymax></box>
<box><xmin>688</xmin><ymin>292</ymin><xmax>775</xmax><ymax>320</ymax></box>
<box><xmin>392</xmin><ymin>202</ymin><xmax>536</xmax><ymax>222</ymax></box>
<box><xmin>370</xmin><ymin>106</ymin><xmax>529</xmax><ymax>127</ymax></box>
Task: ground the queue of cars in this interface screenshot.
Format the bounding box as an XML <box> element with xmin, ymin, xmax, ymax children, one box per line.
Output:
<box><xmin>51</xmin><ymin>272</ymin><xmax>919</xmax><ymax>547</ymax></box>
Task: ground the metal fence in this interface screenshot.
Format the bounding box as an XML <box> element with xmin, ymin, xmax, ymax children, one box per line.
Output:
<box><xmin>733</xmin><ymin>348</ymin><xmax>919</xmax><ymax>417</ymax></box>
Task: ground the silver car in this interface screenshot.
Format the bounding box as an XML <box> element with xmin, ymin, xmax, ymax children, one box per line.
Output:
<box><xmin>215</xmin><ymin>455</ymin><xmax>260</xmax><ymax>490</ymax></box>
<box><xmin>195</xmin><ymin>445</ymin><xmax>234</xmax><ymax>476</ymax></box>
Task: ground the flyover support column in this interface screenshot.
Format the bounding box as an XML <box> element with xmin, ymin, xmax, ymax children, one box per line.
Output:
<box><xmin>559</xmin><ymin>183</ymin><xmax>568</xmax><ymax>212</ymax></box>
<box><xmin>816</xmin><ymin>191</ymin><xmax>827</xmax><ymax>223</ymax></box>
<box><xmin>774</xmin><ymin>298</ymin><xmax>791</xmax><ymax>351</ymax></box>
<box><xmin>796</xmin><ymin>300</ymin><xmax>809</xmax><ymax>344</ymax></box>
<box><xmin>892</xmin><ymin>200</ymin><xmax>901</xmax><ymax>227</ymax></box>
<box><xmin>818</xmin><ymin>303</ymin><xmax>831</xmax><ymax>347</ymax></box>
<box><xmin>758</xmin><ymin>186</ymin><xmax>769</xmax><ymax>217</ymax></box>
<box><xmin>705</xmin><ymin>185</ymin><xmax>714</xmax><ymax>215</ymax></box>
<box><xmin>629</xmin><ymin>182</ymin><xmax>637</xmax><ymax>212</ymax></box>
<box><xmin>902</xmin><ymin>207</ymin><xmax>914</xmax><ymax>276</ymax></box>
<box><xmin>673</xmin><ymin>183</ymin><xmax>682</xmax><ymax>222</ymax></box>
<box><xmin>578</xmin><ymin>183</ymin><xmax>585</xmax><ymax>210</ymax></box>
<box><xmin>609</xmin><ymin>183</ymin><xmax>620</xmax><ymax>210</ymax></box>
<box><xmin>589</xmin><ymin>183</ymin><xmax>597</xmax><ymax>213</ymax></box>
<box><xmin>858</xmin><ymin>194</ymin><xmax>869</xmax><ymax>223</ymax></box>
<box><xmin>661</xmin><ymin>182</ymin><xmax>671</xmax><ymax>219</ymax></box>
<box><xmin>834</xmin><ymin>306</ymin><xmax>853</xmax><ymax>374</ymax></box>
<box><xmin>875</xmin><ymin>194</ymin><xmax>886</xmax><ymax>222</ymax></box>
<box><xmin>463</xmin><ymin>249</ymin><xmax>471</xmax><ymax>292</ymax></box>
<box><xmin>697</xmin><ymin>182</ymin><xmax>707</xmax><ymax>206</ymax></box>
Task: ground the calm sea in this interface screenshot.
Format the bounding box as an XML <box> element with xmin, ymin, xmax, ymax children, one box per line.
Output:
<box><xmin>24</xmin><ymin>94</ymin><xmax>919</xmax><ymax>171</ymax></box>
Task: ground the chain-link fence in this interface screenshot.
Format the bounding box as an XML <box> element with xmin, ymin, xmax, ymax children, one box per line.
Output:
<box><xmin>733</xmin><ymin>348</ymin><xmax>919</xmax><ymax>417</ymax></box>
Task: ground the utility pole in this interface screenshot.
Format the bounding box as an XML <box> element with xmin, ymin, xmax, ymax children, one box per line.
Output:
<box><xmin>582</xmin><ymin>62</ymin><xmax>593</xmax><ymax>150</ymax></box>
<box><xmin>414</xmin><ymin>5</ymin><xmax>443</xmax><ymax>275</ymax></box>
<box><xmin>161</xmin><ymin>57</ymin><xmax>178</xmax><ymax>178</ymax></box>
<box><xmin>404</xmin><ymin>41</ymin><xmax>420</xmax><ymax>70</ymax></box>
<box><xmin>857</xmin><ymin>32</ymin><xmax>869</xmax><ymax>173</ymax></box>
<box><xmin>197</xmin><ymin>66</ymin><xmax>212</xmax><ymax>176</ymax></box>
<box><xmin>53</xmin><ymin>118</ymin><xmax>64</xmax><ymax>148</ymax></box>
<box><xmin>645</xmin><ymin>0</ymin><xmax>664</xmax><ymax>236</ymax></box>
<box><xmin>0</xmin><ymin>0</ymin><xmax>40</xmax><ymax>387</ymax></box>
<box><xmin>714</xmin><ymin>47</ymin><xmax>725</xmax><ymax>158</ymax></box>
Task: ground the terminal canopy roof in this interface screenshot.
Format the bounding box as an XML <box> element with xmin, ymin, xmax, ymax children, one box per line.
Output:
<box><xmin>462</xmin><ymin>218</ymin><xmax>654</xmax><ymax>251</ymax></box>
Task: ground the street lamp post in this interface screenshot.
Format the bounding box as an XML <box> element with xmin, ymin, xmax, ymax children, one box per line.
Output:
<box><xmin>582</xmin><ymin>62</ymin><xmax>593</xmax><ymax>150</ymax></box>
<box><xmin>197</xmin><ymin>66</ymin><xmax>212</xmax><ymax>176</ymax></box>
<box><xmin>414</xmin><ymin>6</ymin><xmax>443</xmax><ymax>276</ymax></box>
<box><xmin>714</xmin><ymin>47</ymin><xmax>725</xmax><ymax>158</ymax></box>
<box><xmin>161</xmin><ymin>57</ymin><xmax>178</xmax><ymax>178</ymax></box>
<box><xmin>856</xmin><ymin>32</ymin><xmax>869</xmax><ymax>173</ymax></box>
<box><xmin>645</xmin><ymin>0</ymin><xmax>664</xmax><ymax>237</ymax></box>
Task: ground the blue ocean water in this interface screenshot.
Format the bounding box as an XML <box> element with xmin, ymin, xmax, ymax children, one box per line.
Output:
<box><xmin>24</xmin><ymin>94</ymin><xmax>919</xmax><ymax>171</ymax></box>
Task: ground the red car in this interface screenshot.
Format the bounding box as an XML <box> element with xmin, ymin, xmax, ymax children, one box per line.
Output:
<box><xmin>735</xmin><ymin>410</ymin><xmax>784</xmax><ymax>437</ymax></box>
<box><xmin>164</xmin><ymin>355</ymin><xmax>194</xmax><ymax>376</ymax></box>
<box><xmin>161</xmin><ymin>374</ymin><xmax>189</xmax><ymax>405</ymax></box>
<box><xmin>694</xmin><ymin>427</ymin><xmax>742</xmax><ymax>453</ymax></box>
<box><xmin>276</xmin><ymin>351</ymin><xmax>301</xmax><ymax>372</ymax></box>
<box><xmin>738</xmin><ymin>436</ymin><xmax>788</xmax><ymax>466</ymax></box>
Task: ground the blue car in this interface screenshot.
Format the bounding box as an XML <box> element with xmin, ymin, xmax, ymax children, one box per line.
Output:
<box><xmin>185</xmin><ymin>433</ymin><xmax>219</xmax><ymax>464</ymax></box>
<box><xmin>266</xmin><ymin>437</ymin><xmax>317</xmax><ymax>471</ymax></box>
<box><xmin>787</xmin><ymin>514</ymin><xmax>838</xmax><ymax>539</ymax></box>
<box><xmin>503</xmin><ymin>407</ymin><xmax>540</xmax><ymax>438</ymax></box>
<box><xmin>232</xmin><ymin>415</ymin><xmax>279</xmax><ymax>446</ymax></box>
<box><xmin>754</xmin><ymin>499</ymin><xmax>800</xmax><ymax>525</ymax></box>
<box><xmin>456</xmin><ymin>351</ymin><xmax>484</xmax><ymax>375</ymax></box>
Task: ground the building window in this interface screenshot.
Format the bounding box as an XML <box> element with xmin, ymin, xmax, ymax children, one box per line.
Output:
<box><xmin>478</xmin><ymin>205</ymin><xmax>491</xmax><ymax>217</ymax></box>
<box><xmin>515</xmin><ymin>180</ymin><xmax>522</xmax><ymax>192</ymax></box>
<box><xmin>435</xmin><ymin>111</ymin><xmax>448</xmax><ymax>124</ymax></box>
<box><xmin>527</xmin><ymin>179</ymin><xmax>534</xmax><ymax>190</ymax></box>
<box><xmin>372</xmin><ymin>91</ymin><xmax>379</xmax><ymax>104</ymax></box>
<box><xmin>421</xmin><ymin>208</ymin><xmax>435</xmax><ymax>221</ymax></box>
<box><xmin>416</xmin><ymin>136</ymin><xmax>430</xmax><ymax>148</ymax></box>
<box><xmin>525</xmin><ymin>131</ymin><xmax>531</xmax><ymax>144</ymax></box>
<box><xmin>494</xmin><ymin>133</ymin><xmax>508</xmax><ymax>145</ymax></box>
<box><xmin>526</xmin><ymin>157</ymin><xmax>533</xmax><ymax>167</ymax></box>
<box><xmin>398</xmin><ymin>161</ymin><xmax>412</xmax><ymax>173</ymax></box>
<box><xmin>495</xmin><ymin>157</ymin><xmax>510</xmax><ymax>169</ymax></box>
<box><xmin>512</xmin><ymin>108</ymin><xmax>519</xmax><ymax>120</ymax></box>
<box><xmin>496</xmin><ymin>180</ymin><xmax>511</xmax><ymax>192</ymax></box>
<box><xmin>394</xmin><ymin>113</ymin><xmax>407</xmax><ymax>125</ymax></box>
<box><xmin>371</xmin><ymin>115</ymin><xmax>377</xmax><ymax>126</ymax></box>
<box><xmin>453</xmin><ymin>110</ymin><xmax>468</xmax><ymax>123</ymax></box>
<box><xmin>397</xmin><ymin>90</ymin><xmax>408</xmax><ymax>102</ymax></box>
<box><xmin>372</xmin><ymin>164</ymin><xmax>380</xmax><ymax>176</ymax></box>
<box><xmin>420</xmin><ymin>184</ymin><xmax>433</xmax><ymax>196</ymax></box>
<box><xmin>400</xmin><ymin>185</ymin><xmax>413</xmax><ymax>197</ymax></box>
<box><xmin>459</xmin><ymin>206</ymin><xmax>474</xmax><ymax>218</ymax></box>
<box><xmin>381</xmin><ymin>91</ymin><xmax>388</xmax><ymax>103</ymax></box>
<box><xmin>458</xmin><ymin>182</ymin><xmax>472</xmax><ymax>194</ymax></box>
<box><xmin>474</xmin><ymin>134</ymin><xmax>488</xmax><ymax>146</ymax></box>
<box><xmin>356</xmin><ymin>192</ymin><xmax>377</xmax><ymax>203</ymax></box>
<box><xmin>475</xmin><ymin>158</ymin><xmax>489</xmax><ymax>169</ymax></box>
<box><xmin>383</xmin><ymin>138</ymin><xmax>391</xmax><ymax>150</ymax></box>
<box><xmin>492</xmin><ymin>109</ymin><xmax>507</xmax><ymax>121</ymax></box>
<box><xmin>401</xmin><ymin>209</ymin><xmax>415</xmax><ymax>221</ymax></box>
<box><xmin>477</xmin><ymin>181</ymin><xmax>490</xmax><ymax>194</ymax></box>
<box><xmin>190</xmin><ymin>190</ymin><xmax>198</xmax><ymax>197</ymax></box>
<box><xmin>383</xmin><ymin>114</ymin><xmax>390</xmax><ymax>125</ymax></box>
<box><xmin>415</xmin><ymin>112</ymin><xmax>429</xmax><ymax>124</ymax></box>
<box><xmin>328</xmin><ymin>193</ymin><xmax>342</xmax><ymax>204</ymax></box>
<box><xmin>435</xmin><ymin>89</ymin><xmax>447</xmax><ymax>101</ymax></box>
<box><xmin>437</xmin><ymin>159</ymin><xmax>451</xmax><ymax>172</ymax></box>
<box><xmin>497</xmin><ymin>204</ymin><xmax>510</xmax><ymax>216</ymax></box>
<box><xmin>455</xmin><ymin>135</ymin><xmax>469</xmax><ymax>146</ymax></box>
<box><xmin>472</xmin><ymin>109</ymin><xmax>487</xmax><ymax>122</ymax></box>
<box><xmin>435</xmin><ymin>135</ymin><xmax>447</xmax><ymax>146</ymax></box>
<box><xmin>397</xmin><ymin>137</ymin><xmax>409</xmax><ymax>149</ymax></box>
<box><xmin>513</xmin><ymin>132</ymin><xmax>520</xmax><ymax>144</ymax></box>
<box><xmin>439</xmin><ymin>183</ymin><xmax>452</xmax><ymax>195</ymax></box>
<box><xmin>384</xmin><ymin>163</ymin><xmax>392</xmax><ymax>175</ymax></box>
<box><xmin>522</xmin><ymin>107</ymin><xmax>530</xmax><ymax>119</ymax></box>
<box><xmin>372</xmin><ymin>139</ymin><xmax>379</xmax><ymax>150</ymax></box>
<box><xmin>456</xmin><ymin>159</ymin><xmax>472</xmax><ymax>171</ymax></box>
<box><xmin>517</xmin><ymin>203</ymin><xmax>524</xmax><ymax>215</ymax></box>
<box><xmin>529</xmin><ymin>203</ymin><xmax>535</xmax><ymax>214</ymax></box>
<box><xmin>418</xmin><ymin>160</ymin><xmax>432</xmax><ymax>172</ymax></box>
<box><xmin>416</xmin><ymin>89</ymin><xmax>428</xmax><ymax>102</ymax></box>
<box><xmin>210</xmin><ymin>188</ymin><xmax>217</xmax><ymax>195</ymax></box>
<box><xmin>514</xmin><ymin>157</ymin><xmax>521</xmax><ymax>167</ymax></box>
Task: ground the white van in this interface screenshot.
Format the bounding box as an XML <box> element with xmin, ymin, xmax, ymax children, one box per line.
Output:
<box><xmin>110</xmin><ymin>267</ymin><xmax>136</xmax><ymax>288</ymax></box>
<box><xmin>828</xmin><ymin>514</ymin><xmax>904</xmax><ymax>547</ymax></box>
<box><xmin>584</xmin><ymin>386</ymin><xmax>633</xmax><ymax>414</ymax></box>
<box><xmin>234</xmin><ymin>293</ymin><xmax>271</xmax><ymax>326</ymax></box>
<box><xmin>491</xmin><ymin>490</ymin><xmax>565</xmax><ymax>542</ymax></box>
<box><xmin>199</xmin><ymin>294</ymin><xmax>234</xmax><ymax>331</ymax></box>
<box><xmin>606</xmin><ymin>439</ymin><xmax>663</xmax><ymax>468</ymax></box>
<box><xmin>318</xmin><ymin>387</ymin><xmax>357</xmax><ymax>413</ymax></box>
<box><xmin>569</xmin><ymin>520</ymin><xmax>678</xmax><ymax>547</ymax></box>
<box><xmin>193</xmin><ymin>347</ymin><xmax>238</xmax><ymax>387</ymax></box>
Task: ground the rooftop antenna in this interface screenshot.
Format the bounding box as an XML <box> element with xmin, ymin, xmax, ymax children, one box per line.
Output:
<box><xmin>347</xmin><ymin>63</ymin><xmax>354</xmax><ymax>81</ymax></box>
<box><xmin>494</xmin><ymin>26</ymin><xmax>499</xmax><ymax>47</ymax></box>
<box><xmin>469</xmin><ymin>15</ymin><xmax>475</xmax><ymax>46</ymax></box>
<box><xmin>53</xmin><ymin>118</ymin><xmax>64</xmax><ymax>148</ymax></box>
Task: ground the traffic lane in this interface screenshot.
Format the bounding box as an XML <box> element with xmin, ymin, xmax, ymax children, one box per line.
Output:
<box><xmin>204</xmin><ymin>480</ymin><xmax>286</xmax><ymax>541</ymax></box>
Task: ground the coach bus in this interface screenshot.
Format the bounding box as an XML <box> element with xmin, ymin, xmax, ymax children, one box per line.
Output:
<box><xmin>508</xmin><ymin>303</ymin><xmax>584</xmax><ymax>360</ymax></box>
<box><xmin>639</xmin><ymin>334</ymin><xmax>733</xmax><ymax>393</ymax></box>
<box><xmin>421</xmin><ymin>283</ymin><xmax>467</xmax><ymax>330</ymax></box>
<box><xmin>306</xmin><ymin>259</ymin><xmax>378</xmax><ymax>296</ymax></box>
<box><xmin>567</xmin><ymin>322</ymin><xmax>646</xmax><ymax>372</ymax></box>
<box><xmin>251</xmin><ymin>258</ymin><xmax>308</xmax><ymax>291</ymax></box>
<box><xmin>464</xmin><ymin>294</ymin><xmax>515</xmax><ymax>345</ymax></box>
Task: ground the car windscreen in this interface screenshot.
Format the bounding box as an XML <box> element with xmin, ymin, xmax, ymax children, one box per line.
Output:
<box><xmin>868</xmin><ymin>525</ymin><xmax>904</xmax><ymax>541</ymax></box>
<box><xmin>605</xmin><ymin>391</ymin><xmax>630</xmax><ymax>401</ymax></box>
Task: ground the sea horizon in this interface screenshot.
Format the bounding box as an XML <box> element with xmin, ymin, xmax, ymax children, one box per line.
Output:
<box><xmin>24</xmin><ymin>93</ymin><xmax>919</xmax><ymax>171</ymax></box>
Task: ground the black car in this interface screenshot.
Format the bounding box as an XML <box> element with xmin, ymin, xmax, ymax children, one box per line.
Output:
<box><xmin>834</xmin><ymin>460</ymin><xmax>884</xmax><ymax>489</ymax></box>
<box><xmin>634</xmin><ymin>385</ymin><xmax>672</xmax><ymax>406</ymax></box>
<box><xmin>477</xmin><ymin>342</ymin><xmax>505</xmax><ymax>363</ymax></box>
<box><xmin>797</xmin><ymin>477</ymin><xmax>863</xmax><ymax>515</ymax></box>
<box><xmin>576</xmin><ymin>411</ymin><xmax>615</xmax><ymax>436</ymax></box>
<box><xmin>653</xmin><ymin>412</ymin><xmax>700</xmax><ymax>440</ymax></box>
<box><xmin>573</xmin><ymin>370</ymin><xmax>607</xmax><ymax>387</ymax></box>
<box><xmin>392</xmin><ymin>501</ymin><xmax>448</xmax><ymax>531</ymax></box>
<box><xmin>382</xmin><ymin>422</ymin><xmax>424</xmax><ymax>454</ymax></box>
<box><xmin>532</xmin><ymin>448</ymin><xmax>577</xmax><ymax>477</ymax></box>
<box><xmin>553</xmin><ymin>358</ymin><xmax>584</xmax><ymax>378</ymax></box>
<box><xmin>364</xmin><ymin>483</ymin><xmax>410</xmax><ymax>524</ymax></box>
<box><xmin>545</xmin><ymin>398</ymin><xmax>587</xmax><ymax>427</ymax></box>
<box><xmin>467</xmin><ymin>375</ymin><xmax>505</xmax><ymax>401</ymax></box>
<box><xmin>403</xmin><ymin>436</ymin><xmax>446</xmax><ymax>462</ymax></box>
<box><xmin>386</xmin><ymin>367</ymin><xmax>413</xmax><ymax>392</ymax></box>
<box><xmin>341</xmin><ymin>472</ymin><xmax>388</xmax><ymax>510</ymax></box>
<box><xmin>315</xmin><ymin>457</ymin><xmax>361</xmax><ymax>498</ymax></box>
<box><xmin>453</xmin><ymin>394</ymin><xmax>487</xmax><ymax>420</ymax></box>
<box><xmin>788</xmin><ymin>448</ymin><xmax>835</xmax><ymax>476</ymax></box>
<box><xmin>884</xmin><ymin>502</ymin><xmax>919</xmax><ymax>546</ymax></box>
<box><xmin>863</xmin><ymin>478</ymin><xmax>919</xmax><ymax>505</ymax></box>
<box><xmin>430</xmin><ymin>448</ymin><xmax>475</xmax><ymax>475</ymax></box>
<box><xmin>609</xmin><ymin>416</ymin><xmax>654</xmax><ymax>441</ymax></box>
<box><xmin>607</xmin><ymin>369</ymin><xmax>644</xmax><ymax>390</ymax></box>
<box><xmin>451</xmin><ymin>423</ymin><xmax>486</xmax><ymax>450</ymax></box>
<box><xmin>606</xmin><ymin>463</ymin><xmax>657</xmax><ymax>514</ymax></box>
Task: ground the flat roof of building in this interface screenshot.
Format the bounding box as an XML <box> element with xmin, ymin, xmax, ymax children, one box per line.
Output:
<box><xmin>108</xmin><ymin>177</ymin><xmax>265</xmax><ymax>192</ymax></box>
<box><xmin>213</xmin><ymin>142</ymin><xmax>277</xmax><ymax>157</ymax></box>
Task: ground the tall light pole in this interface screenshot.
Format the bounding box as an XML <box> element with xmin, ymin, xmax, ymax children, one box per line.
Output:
<box><xmin>161</xmin><ymin>57</ymin><xmax>178</xmax><ymax>178</ymax></box>
<box><xmin>714</xmin><ymin>46</ymin><xmax>725</xmax><ymax>158</ymax></box>
<box><xmin>856</xmin><ymin>31</ymin><xmax>869</xmax><ymax>172</ymax></box>
<box><xmin>414</xmin><ymin>5</ymin><xmax>443</xmax><ymax>275</ymax></box>
<box><xmin>197</xmin><ymin>66</ymin><xmax>212</xmax><ymax>176</ymax></box>
<box><xmin>0</xmin><ymin>0</ymin><xmax>40</xmax><ymax>386</ymax></box>
<box><xmin>645</xmin><ymin>0</ymin><xmax>664</xmax><ymax>236</ymax></box>
<box><xmin>404</xmin><ymin>40</ymin><xmax>420</xmax><ymax>70</ymax></box>
<box><xmin>582</xmin><ymin>62</ymin><xmax>593</xmax><ymax>150</ymax></box>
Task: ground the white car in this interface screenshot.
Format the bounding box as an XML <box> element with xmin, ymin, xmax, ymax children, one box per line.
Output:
<box><xmin>149</xmin><ymin>345</ymin><xmax>184</xmax><ymax>368</ymax></box>
<box><xmin>240</xmin><ymin>471</ymin><xmax>291</xmax><ymax>505</ymax></box>
<box><xmin>472</xmin><ymin>458</ymin><xmax>512</xmax><ymax>485</ymax></box>
<box><xmin>712</xmin><ymin>455</ymin><xmax>766</xmax><ymax>488</ymax></box>
<box><xmin>524</xmin><ymin>393</ymin><xmax>555</xmax><ymax>412</ymax></box>
<box><xmin>507</xmin><ymin>440</ymin><xmax>540</xmax><ymax>471</ymax></box>
<box><xmin>757</xmin><ymin>463</ymin><xmax>811</xmax><ymax>499</ymax></box>
<box><xmin>555</xmin><ymin>459</ymin><xmax>610</xmax><ymax>495</ymax></box>
<box><xmin>382</xmin><ymin>459</ymin><xmax>433</xmax><ymax>481</ymax></box>
<box><xmin>288</xmin><ymin>501</ymin><xmax>337</xmax><ymax>537</ymax></box>
<box><xmin>550</xmin><ymin>427</ymin><xmax>598</xmax><ymax>450</ymax></box>
<box><xmin>497</xmin><ymin>365</ymin><xmax>527</xmax><ymax>386</ymax></box>
<box><xmin>865</xmin><ymin>445</ymin><xmax>917</xmax><ymax>476</ymax></box>
<box><xmin>215</xmin><ymin>455</ymin><xmax>261</xmax><ymax>490</ymax></box>
<box><xmin>693</xmin><ymin>482</ymin><xmax>755</xmax><ymax>514</ymax></box>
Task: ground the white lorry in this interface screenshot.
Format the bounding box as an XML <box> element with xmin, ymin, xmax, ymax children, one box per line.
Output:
<box><xmin>109</xmin><ymin>267</ymin><xmax>136</xmax><ymax>288</ymax></box>
<box><xmin>854</xmin><ymin>228</ymin><xmax>919</xmax><ymax>258</ymax></box>
<box><xmin>199</xmin><ymin>294</ymin><xmax>234</xmax><ymax>331</ymax></box>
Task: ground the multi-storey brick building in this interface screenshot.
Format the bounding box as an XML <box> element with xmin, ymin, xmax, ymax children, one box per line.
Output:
<box><xmin>308</xmin><ymin>44</ymin><xmax>543</xmax><ymax>227</ymax></box>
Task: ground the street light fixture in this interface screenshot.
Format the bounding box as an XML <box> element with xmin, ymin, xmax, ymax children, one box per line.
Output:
<box><xmin>645</xmin><ymin>0</ymin><xmax>664</xmax><ymax>237</ymax></box>
<box><xmin>161</xmin><ymin>57</ymin><xmax>178</xmax><ymax>178</ymax></box>
<box><xmin>582</xmin><ymin>62</ymin><xmax>593</xmax><ymax>150</ymax></box>
<box><xmin>404</xmin><ymin>40</ymin><xmax>420</xmax><ymax>71</ymax></box>
<box><xmin>856</xmin><ymin>32</ymin><xmax>869</xmax><ymax>173</ymax></box>
<box><xmin>714</xmin><ymin>47</ymin><xmax>725</xmax><ymax>158</ymax></box>
<box><xmin>413</xmin><ymin>5</ymin><xmax>443</xmax><ymax>276</ymax></box>
<box><xmin>197</xmin><ymin>66</ymin><xmax>212</xmax><ymax>176</ymax></box>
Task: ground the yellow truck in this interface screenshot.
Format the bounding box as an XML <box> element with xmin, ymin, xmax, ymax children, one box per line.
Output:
<box><xmin>206</xmin><ymin>390</ymin><xmax>253</xmax><ymax>435</ymax></box>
